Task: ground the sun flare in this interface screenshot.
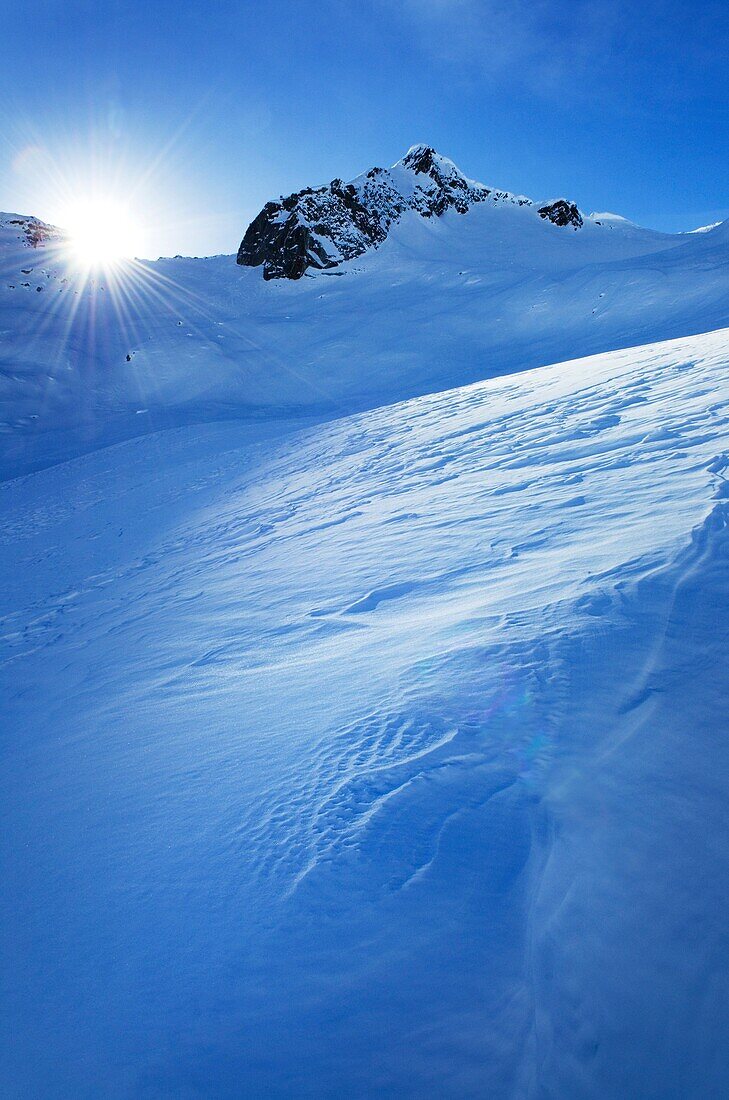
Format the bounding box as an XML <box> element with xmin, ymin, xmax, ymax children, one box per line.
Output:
<box><xmin>61</xmin><ymin>198</ymin><xmax>145</xmax><ymax>267</ymax></box>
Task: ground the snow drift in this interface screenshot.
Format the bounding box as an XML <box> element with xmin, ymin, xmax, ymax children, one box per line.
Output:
<box><xmin>2</xmin><ymin>324</ymin><xmax>729</xmax><ymax>1095</ymax></box>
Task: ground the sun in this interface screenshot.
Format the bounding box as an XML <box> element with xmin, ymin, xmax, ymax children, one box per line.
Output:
<box><xmin>61</xmin><ymin>197</ymin><xmax>145</xmax><ymax>267</ymax></box>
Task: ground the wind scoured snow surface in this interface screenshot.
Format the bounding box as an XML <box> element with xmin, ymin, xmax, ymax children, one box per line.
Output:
<box><xmin>2</xmin><ymin>326</ymin><xmax>729</xmax><ymax>1096</ymax></box>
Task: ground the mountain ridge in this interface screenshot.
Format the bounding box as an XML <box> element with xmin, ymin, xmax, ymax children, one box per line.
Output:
<box><xmin>2</xmin><ymin>159</ymin><xmax>728</xmax><ymax>480</ymax></box>
<box><xmin>237</xmin><ymin>144</ymin><xmax>586</xmax><ymax>279</ymax></box>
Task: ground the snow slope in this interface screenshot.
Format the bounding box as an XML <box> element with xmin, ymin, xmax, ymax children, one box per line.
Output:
<box><xmin>2</xmin><ymin>326</ymin><xmax>729</xmax><ymax>1096</ymax></box>
<box><xmin>1</xmin><ymin>199</ymin><xmax>729</xmax><ymax>478</ymax></box>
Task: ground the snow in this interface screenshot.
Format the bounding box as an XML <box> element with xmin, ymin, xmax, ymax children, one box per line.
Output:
<box><xmin>588</xmin><ymin>210</ymin><xmax>634</xmax><ymax>224</ymax></box>
<box><xmin>2</xmin><ymin>185</ymin><xmax>729</xmax><ymax>1095</ymax></box>
<box><xmin>689</xmin><ymin>220</ymin><xmax>723</xmax><ymax>233</ymax></box>
<box><xmin>2</xmin><ymin>319</ymin><xmax>729</xmax><ymax>1094</ymax></box>
<box><xmin>1</xmin><ymin>198</ymin><xmax>728</xmax><ymax>479</ymax></box>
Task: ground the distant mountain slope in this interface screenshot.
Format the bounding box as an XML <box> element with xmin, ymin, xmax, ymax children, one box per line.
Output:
<box><xmin>1</xmin><ymin>161</ymin><xmax>728</xmax><ymax>478</ymax></box>
<box><xmin>237</xmin><ymin>145</ymin><xmax>584</xmax><ymax>279</ymax></box>
<box><xmin>0</xmin><ymin>211</ymin><xmax>65</xmax><ymax>251</ymax></box>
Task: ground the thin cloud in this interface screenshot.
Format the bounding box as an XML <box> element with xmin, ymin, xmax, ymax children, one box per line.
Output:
<box><xmin>394</xmin><ymin>0</ymin><xmax>729</xmax><ymax>103</ymax></box>
<box><xmin>399</xmin><ymin>0</ymin><xmax>621</xmax><ymax>94</ymax></box>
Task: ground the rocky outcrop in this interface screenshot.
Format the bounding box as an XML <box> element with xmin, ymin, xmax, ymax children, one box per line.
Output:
<box><xmin>238</xmin><ymin>176</ymin><xmax>395</xmax><ymax>281</ymax></box>
<box><xmin>237</xmin><ymin>146</ymin><xmax>583</xmax><ymax>279</ymax></box>
<box><xmin>5</xmin><ymin>215</ymin><xmax>63</xmax><ymax>248</ymax></box>
<box><xmin>537</xmin><ymin>199</ymin><xmax>583</xmax><ymax>230</ymax></box>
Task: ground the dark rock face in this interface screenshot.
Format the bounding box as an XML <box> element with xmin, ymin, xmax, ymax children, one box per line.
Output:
<box><xmin>237</xmin><ymin>146</ymin><xmax>584</xmax><ymax>279</ymax></box>
<box><xmin>537</xmin><ymin>199</ymin><xmax>584</xmax><ymax>230</ymax></box>
<box><xmin>237</xmin><ymin>176</ymin><xmax>396</xmax><ymax>281</ymax></box>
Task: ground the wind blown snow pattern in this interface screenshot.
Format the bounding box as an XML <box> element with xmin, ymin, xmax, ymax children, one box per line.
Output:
<box><xmin>2</xmin><ymin>156</ymin><xmax>729</xmax><ymax>1096</ymax></box>
<box><xmin>3</xmin><ymin>330</ymin><xmax>729</xmax><ymax>1096</ymax></box>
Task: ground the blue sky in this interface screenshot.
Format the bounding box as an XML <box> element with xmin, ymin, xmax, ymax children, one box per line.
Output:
<box><xmin>1</xmin><ymin>0</ymin><xmax>727</xmax><ymax>256</ymax></box>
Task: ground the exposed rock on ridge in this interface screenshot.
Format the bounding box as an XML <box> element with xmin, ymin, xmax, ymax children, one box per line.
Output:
<box><xmin>2</xmin><ymin>214</ymin><xmax>63</xmax><ymax>249</ymax></box>
<box><xmin>537</xmin><ymin>199</ymin><xmax>584</xmax><ymax>230</ymax></box>
<box><xmin>237</xmin><ymin>145</ymin><xmax>585</xmax><ymax>279</ymax></box>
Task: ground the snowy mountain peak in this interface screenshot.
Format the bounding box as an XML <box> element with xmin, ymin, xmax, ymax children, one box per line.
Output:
<box><xmin>400</xmin><ymin>142</ymin><xmax>440</xmax><ymax>165</ymax></box>
<box><xmin>397</xmin><ymin>143</ymin><xmax>471</xmax><ymax>182</ymax></box>
<box><xmin>236</xmin><ymin>147</ymin><xmax>581</xmax><ymax>280</ymax></box>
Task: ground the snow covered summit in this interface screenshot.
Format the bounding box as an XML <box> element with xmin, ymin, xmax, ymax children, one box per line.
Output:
<box><xmin>237</xmin><ymin>144</ymin><xmax>583</xmax><ymax>279</ymax></box>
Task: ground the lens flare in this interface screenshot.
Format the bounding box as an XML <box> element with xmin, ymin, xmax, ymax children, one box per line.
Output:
<box><xmin>60</xmin><ymin>198</ymin><xmax>145</xmax><ymax>268</ymax></box>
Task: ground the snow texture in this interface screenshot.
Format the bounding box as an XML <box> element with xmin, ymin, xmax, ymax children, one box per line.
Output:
<box><xmin>2</xmin><ymin>164</ymin><xmax>729</xmax><ymax>1096</ymax></box>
